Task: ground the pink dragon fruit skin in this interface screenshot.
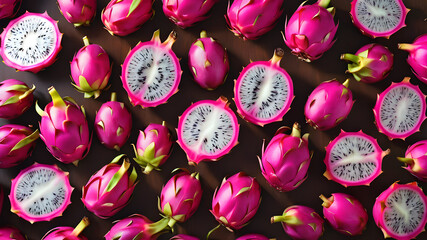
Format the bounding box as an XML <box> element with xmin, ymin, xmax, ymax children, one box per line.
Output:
<box><xmin>259</xmin><ymin>123</ymin><xmax>311</xmax><ymax>192</ymax></box>
<box><xmin>0</xmin><ymin>124</ymin><xmax>39</xmax><ymax>168</ymax></box>
<box><xmin>235</xmin><ymin>234</ymin><xmax>270</xmax><ymax>240</ymax></box>
<box><xmin>0</xmin><ymin>79</ymin><xmax>35</xmax><ymax>119</ymax></box>
<box><xmin>57</xmin><ymin>0</ymin><xmax>96</xmax><ymax>27</ymax></box>
<box><xmin>398</xmin><ymin>140</ymin><xmax>427</xmax><ymax>181</ymax></box>
<box><xmin>163</xmin><ymin>0</ymin><xmax>218</xmax><ymax>28</ymax></box>
<box><xmin>225</xmin><ymin>0</ymin><xmax>284</xmax><ymax>40</ymax></box>
<box><xmin>0</xmin><ymin>0</ymin><xmax>21</xmax><ymax>19</ymax></box>
<box><xmin>42</xmin><ymin>217</ymin><xmax>89</xmax><ymax>240</ymax></box>
<box><xmin>304</xmin><ymin>79</ymin><xmax>353</xmax><ymax>130</ymax></box>
<box><xmin>284</xmin><ymin>0</ymin><xmax>338</xmax><ymax>62</ymax></box>
<box><xmin>320</xmin><ymin>193</ymin><xmax>368</xmax><ymax>236</ymax></box>
<box><xmin>399</xmin><ymin>34</ymin><xmax>427</xmax><ymax>84</ymax></box>
<box><xmin>36</xmin><ymin>87</ymin><xmax>91</xmax><ymax>165</ymax></box>
<box><xmin>341</xmin><ymin>43</ymin><xmax>394</xmax><ymax>83</ymax></box>
<box><xmin>170</xmin><ymin>235</ymin><xmax>199</xmax><ymax>240</ymax></box>
<box><xmin>272</xmin><ymin>205</ymin><xmax>324</xmax><ymax>240</ymax></box>
<box><xmin>95</xmin><ymin>92</ymin><xmax>132</xmax><ymax>151</ymax></box>
<box><xmin>0</xmin><ymin>226</ymin><xmax>26</xmax><ymax>240</ymax></box>
<box><xmin>82</xmin><ymin>154</ymin><xmax>137</xmax><ymax>219</ymax></box>
<box><xmin>101</xmin><ymin>0</ymin><xmax>154</xmax><ymax>36</ymax></box>
<box><xmin>188</xmin><ymin>31</ymin><xmax>229</xmax><ymax>90</ymax></box>
<box><xmin>70</xmin><ymin>36</ymin><xmax>111</xmax><ymax>99</ymax></box>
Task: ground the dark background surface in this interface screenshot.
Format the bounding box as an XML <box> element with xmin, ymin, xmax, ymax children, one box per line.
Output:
<box><xmin>1</xmin><ymin>0</ymin><xmax>427</xmax><ymax>239</ymax></box>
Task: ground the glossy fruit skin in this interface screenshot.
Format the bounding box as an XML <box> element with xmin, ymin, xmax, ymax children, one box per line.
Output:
<box><xmin>170</xmin><ymin>235</ymin><xmax>199</xmax><ymax>240</ymax></box>
<box><xmin>0</xmin><ymin>226</ymin><xmax>26</xmax><ymax>240</ymax></box>
<box><xmin>235</xmin><ymin>234</ymin><xmax>270</xmax><ymax>240</ymax></box>
<box><xmin>42</xmin><ymin>217</ymin><xmax>89</xmax><ymax>240</ymax></box>
<box><xmin>57</xmin><ymin>0</ymin><xmax>96</xmax><ymax>27</ymax></box>
<box><xmin>0</xmin><ymin>0</ymin><xmax>22</xmax><ymax>19</ymax></box>
<box><xmin>0</xmin><ymin>79</ymin><xmax>35</xmax><ymax>119</ymax></box>
<box><xmin>399</xmin><ymin>140</ymin><xmax>427</xmax><ymax>181</ymax></box>
<box><xmin>162</xmin><ymin>0</ymin><xmax>218</xmax><ymax>28</ymax></box>
<box><xmin>399</xmin><ymin>34</ymin><xmax>427</xmax><ymax>84</ymax></box>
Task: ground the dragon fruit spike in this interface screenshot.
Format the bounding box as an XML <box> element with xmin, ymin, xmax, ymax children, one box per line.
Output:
<box><xmin>57</xmin><ymin>0</ymin><xmax>96</xmax><ymax>27</ymax></box>
<box><xmin>398</xmin><ymin>140</ymin><xmax>427</xmax><ymax>182</ymax></box>
<box><xmin>398</xmin><ymin>34</ymin><xmax>427</xmax><ymax>84</ymax></box>
<box><xmin>0</xmin><ymin>79</ymin><xmax>35</xmax><ymax>119</ymax></box>
<box><xmin>0</xmin><ymin>0</ymin><xmax>22</xmax><ymax>19</ymax></box>
<box><xmin>170</xmin><ymin>234</ymin><xmax>199</xmax><ymax>240</ymax></box>
<box><xmin>0</xmin><ymin>226</ymin><xmax>26</xmax><ymax>240</ymax></box>
<box><xmin>42</xmin><ymin>217</ymin><xmax>89</xmax><ymax>239</ymax></box>
<box><xmin>163</xmin><ymin>0</ymin><xmax>218</xmax><ymax>28</ymax></box>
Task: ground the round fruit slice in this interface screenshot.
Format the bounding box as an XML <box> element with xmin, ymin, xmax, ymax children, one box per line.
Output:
<box><xmin>0</xmin><ymin>12</ymin><xmax>62</xmax><ymax>73</ymax></box>
<box><xmin>9</xmin><ymin>163</ymin><xmax>73</xmax><ymax>223</ymax></box>
<box><xmin>373</xmin><ymin>77</ymin><xmax>426</xmax><ymax>140</ymax></box>
<box><xmin>324</xmin><ymin>130</ymin><xmax>389</xmax><ymax>187</ymax></box>
<box><xmin>177</xmin><ymin>97</ymin><xmax>239</xmax><ymax>165</ymax></box>
<box><xmin>122</xmin><ymin>29</ymin><xmax>182</xmax><ymax>108</ymax></box>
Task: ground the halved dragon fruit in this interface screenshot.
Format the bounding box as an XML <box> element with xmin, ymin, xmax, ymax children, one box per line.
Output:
<box><xmin>350</xmin><ymin>0</ymin><xmax>409</xmax><ymax>38</ymax></box>
<box><xmin>122</xmin><ymin>30</ymin><xmax>181</xmax><ymax>108</ymax></box>
<box><xmin>9</xmin><ymin>163</ymin><xmax>73</xmax><ymax>223</ymax></box>
<box><xmin>0</xmin><ymin>226</ymin><xmax>26</xmax><ymax>240</ymax></box>
<box><xmin>57</xmin><ymin>0</ymin><xmax>96</xmax><ymax>27</ymax></box>
<box><xmin>323</xmin><ymin>130</ymin><xmax>389</xmax><ymax>187</ymax></box>
<box><xmin>177</xmin><ymin>97</ymin><xmax>239</xmax><ymax>165</ymax></box>
<box><xmin>0</xmin><ymin>0</ymin><xmax>22</xmax><ymax>19</ymax></box>
<box><xmin>42</xmin><ymin>217</ymin><xmax>89</xmax><ymax>240</ymax></box>
<box><xmin>236</xmin><ymin>234</ymin><xmax>270</xmax><ymax>240</ymax></box>
<box><xmin>163</xmin><ymin>0</ymin><xmax>218</xmax><ymax>28</ymax></box>
<box><xmin>373</xmin><ymin>77</ymin><xmax>426</xmax><ymax>140</ymax></box>
<box><xmin>0</xmin><ymin>12</ymin><xmax>62</xmax><ymax>73</ymax></box>
<box><xmin>399</xmin><ymin>34</ymin><xmax>427</xmax><ymax>84</ymax></box>
<box><xmin>0</xmin><ymin>79</ymin><xmax>35</xmax><ymax>119</ymax></box>
<box><xmin>170</xmin><ymin>235</ymin><xmax>199</xmax><ymax>240</ymax></box>
<box><xmin>398</xmin><ymin>140</ymin><xmax>427</xmax><ymax>182</ymax></box>
<box><xmin>373</xmin><ymin>182</ymin><xmax>427</xmax><ymax>239</ymax></box>
<box><xmin>234</xmin><ymin>48</ymin><xmax>294</xmax><ymax>126</ymax></box>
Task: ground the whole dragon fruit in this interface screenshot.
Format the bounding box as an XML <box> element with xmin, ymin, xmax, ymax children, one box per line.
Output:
<box><xmin>398</xmin><ymin>140</ymin><xmax>427</xmax><ymax>181</ymax></box>
<box><xmin>82</xmin><ymin>154</ymin><xmax>137</xmax><ymax>219</ymax></box>
<box><xmin>259</xmin><ymin>123</ymin><xmax>311</xmax><ymax>192</ymax></box>
<box><xmin>163</xmin><ymin>0</ymin><xmax>218</xmax><ymax>28</ymax></box>
<box><xmin>0</xmin><ymin>227</ymin><xmax>26</xmax><ymax>240</ymax></box>
<box><xmin>133</xmin><ymin>122</ymin><xmax>173</xmax><ymax>174</ymax></box>
<box><xmin>170</xmin><ymin>235</ymin><xmax>199</xmax><ymax>240</ymax></box>
<box><xmin>284</xmin><ymin>0</ymin><xmax>338</xmax><ymax>62</ymax></box>
<box><xmin>225</xmin><ymin>0</ymin><xmax>284</xmax><ymax>40</ymax></box>
<box><xmin>36</xmin><ymin>87</ymin><xmax>91</xmax><ymax>165</ymax></box>
<box><xmin>0</xmin><ymin>124</ymin><xmax>39</xmax><ymax>168</ymax></box>
<box><xmin>399</xmin><ymin>34</ymin><xmax>427</xmax><ymax>84</ymax></box>
<box><xmin>42</xmin><ymin>217</ymin><xmax>89</xmax><ymax>240</ymax></box>
<box><xmin>57</xmin><ymin>0</ymin><xmax>96</xmax><ymax>27</ymax></box>
<box><xmin>95</xmin><ymin>92</ymin><xmax>132</xmax><ymax>151</ymax></box>
<box><xmin>101</xmin><ymin>0</ymin><xmax>154</xmax><ymax>36</ymax></box>
<box><xmin>0</xmin><ymin>0</ymin><xmax>21</xmax><ymax>19</ymax></box>
<box><xmin>0</xmin><ymin>79</ymin><xmax>35</xmax><ymax>119</ymax></box>
<box><xmin>271</xmin><ymin>205</ymin><xmax>324</xmax><ymax>240</ymax></box>
<box><xmin>236</xmin><ymin>234</ymin><xmax>270</xmax><ymax>240</ymax></box>
<box><xmin>70</xmin><ymin>36</ymin><xmax>111</xmax><ymax>99</ymax></box>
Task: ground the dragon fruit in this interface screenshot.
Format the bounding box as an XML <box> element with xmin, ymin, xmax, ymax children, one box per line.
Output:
<box><xmin>101</xmin><ymin>0</ymin><xmax>154</xmax><ymax>36</ymax></box>
<box><xmin>36</xmin><ymin>87</ymin><xmax>91</xmax><ymax>165</ymax></box>
<box><xmin>188</xmin><ymin>31</ymin><xmax>229</xmax><ymax>90</ymax></box>
<box><xmin>82</xmin><ymin>154</ymin><xmax>137</xmax><ymax>219</ymax></box>
<box><xmin>373</xmin><ymin>182</ymin><xmax>427</xmax><ymax>240</ymax></box>
<box><xmin>70</xmin><ymin>36</ymin><xmax>111</xmax><ymax>99</ymax></box>
<box><xmin>57</xmin><ymin>0</ymin><xmax>96</xmax><ymax>27</ymax></box>
<box><xmin>399</xmin><ymin>34</ymin><xmax>427</xmax><ymax>84</ymax></box>
<box><xmin>0</xmin><ymin>0</ymin><xmax>21</xmax><ymax>19</ymax></box>
<box><xmin>95</xmin><ymin>92</ymin><xmax>132</xmax><ymax>151</ymax></box>
<box><xmin>341</xmin><ymin>43</ymin><xmax>394</xmax><ymax>83</ymax></box>
<box><xmin>259</xmin><ymin>123</ymin><xmax>311</xmax><ymax>192</ymax></box>
<box><xmin>225</xmin><ymin>0</ymin><xmax>284</xmax><ymax>40</ymax></box>
<box><xmin>170</xmin><ymin>235</ymin><xmax>199</xmax><ymax>240</ymax></box>
<box><xmin>284</xmin><ymin>0</ymin><xmax>338</xmax><ymax>62</ymax></box>
<box><xmin>304</xmin><ymin>79</ymin><xmax>353</xmax><ymax>130</ymax></box>
<box><xmin>0</xmin><ymin>12</ymin><xmax>62</xmax><ymax>73</ymax></box>
<box><xmin>163</xmin><ymin>0</ymin><xmax>218</xmax><ymax>28</ymax></box>
<box><xmin>320</xmin><ymin>193</ymin><xmax>368</xmax><ymax>236</ymax></box>
<box><xmin>398</xmin><ymin>140</ymin><xmax>427</xmax><ymax>181</ymax></box>
<box><xmin>0</xmin><ymin>79</ymin><xmax>35</xmax><ymax>119</ymax></box>
<box><xmin>271</xmin><ymin>205</ymin><xmax>324</xmax><ymax>240</ymax></box>
<box><xmin>0</xmin><ymin>124</ymin><xmax>39</xmax><ymax>168</ymax></box>
<box><xmin>133</xmin><ymin>122</ymin><xmax>173</xmax><ymax>174</ymax></box>
<box><xmin>0</xmin><ymin>227</ymin><xmax>26</xmax><ymax>240</ymax></box>
<box><xmin>236</xmin><ymin>234</ymin><xmax>270</xmax><ymax>240</ymax></box>
<box><xmin>42</xmin><ymin>217</ymin><xmax>89</xmax><ymax>240</ymax></box>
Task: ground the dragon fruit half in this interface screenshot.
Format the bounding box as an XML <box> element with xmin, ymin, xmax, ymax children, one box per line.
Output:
<box><xmin>101</xmin><ymin>0</ymin><xmax>154</xmax><ymax>36</ymax></box>
<box><xmin>36</xmin><ymin>87</ymin><xmax>91</xmax><ymax>165</ymax></box>
<box><xmin>42</xmin><ymin>217</ymin><xmax>89</xmax><ymax>240</ymax></box>
<box><xmin>82</xmin><ymin>154</ymin><xmax>137</xmax><ymax>219</ymax></box>
<box><xmin>0</xmin><ymin>124</ymin><xmax>39</xmax><ymax>168</ymax></box>
<box><xmin>170</xmin><ymin>235</ymin><xmax>199</xmax><ymax>240</ymax></box>
<box><xmin>259</xmin><ymin>123</ymin><xmax>311</xmax><ymax>192</ymax></box>
<box><xmin>398</xmin><ymin>140</ymin><xmax>427</xmax><ymax>181</ymax></box>
<box><xmin>0</xmin><ymin>0</ymin><xmax>21</xmax><ymax>19</ymax></box>
<box><xmin>399</xmin><ymin>34</ymin><xmax>427</xmax><ymax>84</ymax></box>
<box><xmin>0</xmin><ymin>226</ymin><xmax>26</xmax><ymax>240</ymax></box>
<box><xmin>284</xmin><ymin>0</ymin><xmax>338</xmax><ymax>62</ymax></box>
<box><xmin>57</xmin><ymin>0</ymin><xmax>96</xmax><ymax>27</ymax></box>
<box><xmin>0</xmin><ymin>79</ymin><xmax>35</xmax><ymax>119</ymax></box>
<box><xmin>70</xmin><ymin>36</ymin><xmax>111</xmax><ymax>99</ymax></box>
<box><xmin>163</xmin><ymin>0</ymin><xmax>218</xmax><ymax>28</ymax></box>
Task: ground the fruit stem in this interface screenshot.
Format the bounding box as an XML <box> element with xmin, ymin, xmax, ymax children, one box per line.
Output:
<box><xmin>271</xmin><ymin>48</ymin><xmax>284</xmax><ymax>65</ymax></box>
<box><xmin>143</xmin><ymin>164</ymin><xmax>154</xmax><ymax>174</ymax></box>
<box><xmin>398</xmin><ymin>43</ymin><xmax>415</xmax><ymax>51</ymax></box>
<box><xmin>319</xmin><ymin>194</ymin><xmax>332</xmax><ymax>208</ymax></box>
<box><xmin>291</xmin><ymin>123</ymin><xmax>301</xmax><ymax>138</ymax></box>
<box><xmin>317</xmin><ymin>0</ymin><xmax>330</xmax><ymax>8</ymax></box>
<box><xmin>48</xmin><ymin>87</ymin><xmax>66</xmax><ymax>108</ymax></box>
<box><xmin>147</xmin><ymin>217</ymin><xmax>172</xmax><ymax>237</ymax></box>
<box><xmin>110</xmin><ymin>92</ymin><xmax>117</xmax><ymax>102</ymax></box>
<box><xmin>343</xmin><ymin>79</ymin><xmax>350</xmax><ymax>88</ymax></box>
<box><xmin>271</xmin><ymin>214</ymin><xmax>302</xmax><ymax>225</ymax></box>
<box><xmin>71</xmin><ymin>217</ymin><xmax>90</xmax><ymax>236</ymax></box>
<box><xmin>200</xmin><ymin>30</ymin><xmax>207</xmax><ymax>38</ymax></box>
<box><xmin>82</xmin><ymin>36</ymin><xmax>90</xmax><ymax>46</ymax></box>
<box><xmin>341</xmin><ymin>53</ymin><xmax>360</xmax><ymax>64</ymax></box>
<box><xmin>206</xmin><ymin>224</ymin><xmax>221</xmax><ymax>240</ymax></box>
<box><xmin>397</xmin><ymin>157</ymin><xmax>414</xmax><ymax>166</ymax></box>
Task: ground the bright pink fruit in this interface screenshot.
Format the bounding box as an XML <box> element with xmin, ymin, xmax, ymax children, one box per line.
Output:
<box><xmin>0</xmin><ymin>0</ymin><xmax>21</xmax><ymax>19</ymax></box>
<box><xmin>0</xmin><ymin>226</ymin><xmax>26</xmax><ymax>240</ymax></box>
<box><xmin>320</xmin><ymin>193</ymin><xmax>368</xmax><ymax>236</ymax></box>
<box><xmin>398</xmin><ymin>140</ymin><xmax>427</xmax><ymax>181</ymax></box>
<box><xmin>170</xmin><ymin>235</ymin><xmax>199</xmax><ymax>240</ymax></box>
<box><xmin>236</xmin><ymin>234</ymin><xmax>270</xmax><ymax>240</ymax></box>
<box><xmin>0</xmin><ymin>79</ymin><xmax>35</xmax><ymax>119</ymax></box>
<box><xmin>57</xmin><ymin>0</ymin><xmax>96</xmax><ymax>27</ymax></box>
<box><xmin>399</xmin><ymin>34</ymin><xmax>427</xmax><ymax>84</ymax></box>
<box><xmin>163</xmin><ymin>0</ymin><xmax>218</xmax><ymax>28</ymax></box>
<box><xmin>42</xmin><ymin>217</ymin><xmax>89</xmax><ymax>240</ymax></box>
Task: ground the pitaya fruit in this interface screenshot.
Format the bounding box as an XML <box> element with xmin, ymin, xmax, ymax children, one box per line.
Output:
<box><xmin>225</xmin><ymin>0</ymin><xmax>284</xmax><ymax>40</ymax></box>
<box><xmin>162</xmin><ymin>0</ymin><xmax>218</xmax><ymax>28</ymax></box>
<box><xmin>70</xmin><ymin>36</ymin><xmax>111</xmax><ymax>99</ymax></box>
<box><xmin>188</xmin><ymin>30</ymin><xmax>229</xmax><ymax>90</ymax></box>
<box><xmin>57</xmin><ymin>0</ymin><xmax>96</xmax><ymax>27</ymax></box>
<box><xmin>170</xmin><ymin>235</ymin><xmax>199</xmax><ymax>240</ymax></box>
<box><xmin>0</xmin><ymin>0</ymin><xmax>21</xmax><ymax>19</ymax></box>
<box><xmin>0</xmin><ymin>226</ymin><xmax>26</xmax><ymax>240</ymax></box>
<box><xmin>0</xmin><ymin>12</ymin><xmax>62</xmax><ymax>73</ymax></box>
<box><xmin>259</xmin><ymin>123</ymin><xmax>311</xmax><ymax>192</ymax></box>
<box><xmin>398</xmin><ymin>140</ymin><xmax>427</xmax><ymax>181</ymax></box>
<box><xmin>236</xmin><ymin>234</ymin><xmax>270</xmax><ymax>240</ymax></box>
<box><xmin>373</xmin><ymin>182</ymin><xmax>427</xmax><ymax>240</ymax></box>
<box><xmin>283</xmin><ymin>0</ymin><xmax>338</xmax><ymax>62</ymax></box>
<box><xmin>133</xmin><ymin>122</ymin><xmax>173</xmax><ymax>174</ymax></box>
<box><xmin>0</xmin><ymin>124</ymin><xmax>39</xmax><ymax>168</ymax></box>
<box><xmin>101</xmin><ymin>0</ymin><xmax>154</xmax><ymax>36</ymax></box>
<box><xmin>304</xmin><ymin>79</ymin><xmax>353</xmax><ymax>130</ymax></box>
<box><xmin>320</xmin><ymin>193</ymin><xmax>368</xmax><ymax>236</ymax></box>
<box><xmin>95</xmin><ymin>92</ymin><xmax>132</xmax><ymax>151</ymax></box>
<box><xmin>81</xmin><ymin>154</ymin><xmax>137</xmax><ymax>219</ymax></box>
<box><xmin>271</xmin><ymin>205</ymin><xmax>324</xmax><ymax>240</ymax></box>
<box><xmin>36</xmin><ymin>87</ymin><xmax>91</xmax><ymax>165</ymax></box>
<box><xmin>341</xmin><ymin>43</ymin><xmax>394</xmax><ymax>83</ymax></box>
<box><xmin>399</xmin><ymin>34</ymin><xmax>427</xmax><ymax>84</ymax></box>
<box><xmin>42</xmin><ymin>217</ymin><xmax>89</xmax><ymax>240</ymax></box>
<box><xmin>0</xmin><ymin>79</ymin><xmax>35</xmax><ymax>119</ymax></box>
